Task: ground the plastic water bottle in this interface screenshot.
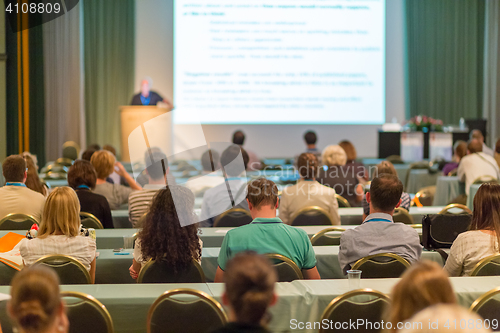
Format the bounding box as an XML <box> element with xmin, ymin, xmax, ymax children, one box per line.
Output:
<box><xmin>459</xmin><ymin>117</ymin><xmax>465</xmax><ymax>130</ymax></box>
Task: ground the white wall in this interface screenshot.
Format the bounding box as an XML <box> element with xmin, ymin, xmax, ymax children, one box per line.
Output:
<box><xmin>135</xmin><ymin>0</ymin><xmax>406</xmax><ymax>158</ymax></box>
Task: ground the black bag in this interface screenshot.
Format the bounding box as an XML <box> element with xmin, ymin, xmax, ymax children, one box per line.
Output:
<box><xmin>422</xmin><ymin>214</ymin><xmax>472</xmax><ymax>250</ymax></box>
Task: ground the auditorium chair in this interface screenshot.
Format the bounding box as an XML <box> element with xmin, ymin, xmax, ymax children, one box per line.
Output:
<box><xmin>264</xmin><ymin>253</ymin><xmax>303</xmax><ymax>282</ymax></box>
<box><xmin>80</xmin><ymin>212</ymin><xmax>104</xmax><ymax>229</ymax></box>
<box><xmin>290</xmin><ymin>206</ymin><xmax>335</xmax><ymax>226</ymax></box>
<box><xmin>213</xmin><ymin>208</ymin><xmax>252</xmax><ymax>227</ymax></box>
<box><xmin>335</xmin><ymin>194</ymin><xmax>351</xmax><ymax>208</ymax></box>
<box><xmin>62</xmin><ymin>291</ymin><xmax>114</xmax><ymax>333</ymax></box>
<box><xmin>351</xmin><ymin>253</ymin><xmax>410</xmax><ymax>279</ymax></box>
<box><xmin>438</xmin><ymin>203</ymin><xmax>472</xmax><ymax>215</ymax></box>
<box><xmin>319</xmin><ymin>289</ymin><xmax>390</xmax><ymax>333</ymax></box>
<box><xmin>471</xmin><ymin>254</ymin><xmax>500</xmax><ymax>276</ymax></box>
<box><xmin>35</xmin><ymin>255</ymin><xmax>91</xmax><ymax>284</ymax></box>
<box><xmin>310</xmin><ymin>227</ymin><xmax>346</xmax><ymax>246</ymax></box>
<box><xmin>470</xmin><ymin>287</ymin><xmax>500</xmax><ymax>325</ymax></box>
<box><xmin>137</xmin><ymin>259</ymin><xmax>205</xmax><ymax>283</ymax></box>
<box><xmin>0</xmin><ymin>213</ymin><xmax>37</xmax><ymax>230</ymax></box>
<box><xmin>147</xmin><ymin>289</ymin><xmax>227</xmax><ymax>333</ymax></box>
<box><xmin>392</xmin><ymin>207</ymin><xmax>414</xmax><ymax>224</ymax></box>
<box><xmin>62</xmin><ymin>140</ymin><xmax>80</xmax><ymax>161</ymax></box>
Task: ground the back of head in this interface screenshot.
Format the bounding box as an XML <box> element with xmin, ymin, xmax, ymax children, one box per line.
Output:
<box><xmin>304</xmin><ymin>131</ymin><xmax>317</xmax><ymax>145</ymax></box>
<box><xmin>67</xmin><ymin>160</ymin><xmax>97</xmax><ymax>190</ymax></box>
<box><xmin>400</xmin><ymin>304</ymin><xmax>489</xmax><ymax>333</ymax></box>
<box><xmin>321</xmin><ymin>145</ymin><xmax>347</xmax><ymax>167</ymax></box>
<box><xmin>220</xmin><ymin>145</ymin><xmax>249</xmax><ymax>176</ymax></box>
<box><xmin>90</xmin><ymin>150</ymin><xmax>115</xmax><ymax>179</ymax></box>
<box><xmin>454</xmin><ymin>140</ymin><xmax>467</xmax><ymax>159</ymax></box>
<box><xmin>471</xmin><ymin>183</ymin><xmax>500</xmax><ymax>249</ymax></box>
<box><xmin>201</xmin><ymin>149</ymin><xmax>220</xmax><ymax>172</ymax></box>
<box><xmin>3</xmin><ymin>155</ymin><xmax>26</xmax><ymax>183</ymax></box>
<box><xmin>23</xmin><ymin>155</ymin><xmax>45</xmax><ymax>195</ymax></box>
<box><xmin>388</xmin><ymin>261</ymin><xmax>456</xmax><ymax>326</ymax></box>
<box><xmin>232</xmin><ymin>131</ymin><xmax>245</xmax><ymax>145</ymax></box>
<box><xmin>470</xmin><ymin>129</ymin><xmax>484</xmax><ymax>142</ymax></box>
<box><xmin>297</xmin><ymin>153</ymin><xmax>318</xmax><ymax>180</ymax></box>
<box><xmin>81</xmin><ymin>149</ymin><xmax>96</xmax><ymax>161</ymax></box>
<box><xmin>338</xmin><ymin>140</ymin><xmax>357</xmax><ymax>162</ymax></box>
<box><xmin>88</xmin><ymin>143</ymin><xmax>101</xmax><ymax>151</ymax></box>
<box><xmin>369</xmin><ymin>174</ymin><xmax>403</xmax><ymax>212</ymax></box>
<box><xmin>9</xmin><ymin>265</ymin><xmax>61</xmax><ymax>333</ymax></box>
<box><xmin>39</xmin><ymin>187</ymin><xmax>81</xmax><ymax>238</ymax></box>
<box><xmin>145</xmin><ymin>150</ymin><xmax>168</xmax><ymax>180</ymax></box>
<box><xmin>496</xmin><ymin>138</ymin><xmax>500</xmax><ymax>154</ymax></box>
<box><xmin>139</xmin><ymin>186</ymin><xmax>200</xmax><ymax>270</ymax></box>
<box><xmin>247</xmin><ymin>178</ymin><xmax>278</xmax><ymax>210</ymax></box>
<box><xmin>467</xmin><ymin>139</ymin><xmax>483</xmax><ymax>154</ymax></box>
<box><xmin>374</xmin><ymin>161</ymin><xmax>397</xmax><ymax>179</ymax></box>
<box><xmin>224</xmin><ymin>252</ymin><xmax>277</xmax><ymax>325</ymax></box>
<box><xmin>102</xmin><ymin>144</ymin><xmax>117</xmax><ymax>157</ymax></box>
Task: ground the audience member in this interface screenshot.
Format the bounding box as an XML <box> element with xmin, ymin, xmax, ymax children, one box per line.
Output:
<box><xmin>67</xmin><ymin>160</ymin><xmax>113</xmax><ymax>228</ymax></box>
<box><xmin>129</xmin><ymin>186</ymin><xmax>201</xmax><ymax>279</ymax></box>
<box><xmin>442</xmin><ymin>140</ymin><xmax>467</xmax><ymax>176</ymax></box>
<box><xmin>338</xmin><ymin>140</ymin><xmax>368</xmax><ymax>181</ymax></box>
<box><xmin>445</xmin><ymin>183</ymin><xmax>500</xmax><ymax>276</ymax></box>
<box><xmin>128</xmin><ymin>150</ymin><xmax>170</xmax><ymax>227</ymax></box>
<box><xmin>81</xmin><ymin>149</ymin><xmax>96</xmax><ymax>161</ymax></box>
<box><xmin>23</xmin><ymin>154</ymin><xmax>48</xmax><ymax>197</ymax></box>
<box><xmin>457</xmin><ymin>139</ymin><xmax>499</xmax><ymax>196</ymax></box>
<box><xmin>215</xmin><ymin>178</ymin><xmax>320</xmax><ymax>282</ymax></box>
<box><xmin>338</xmin><ymin>174</ymin><xmax>422</xmax><ymax>274</ymax></box>
<box><xmin>470</xmin><ymin>129</ymin><xmax>494</xmax><ymax>156</ymax></box>
<box><xmin>91</xmin><ymin>150</ymin><xmax>141</xmax><ymax>209</ymax></box>
<box><xmin>279</xmin><ymin>153</ymin><xmax>340</xmax><ymax>225</ymax></box>
<box><xmin>361</xmin><ymin>161</ymin><xmax>411</xmax><ymax>219</ymax></box>
<box><xmin>19</xmin><ymin>187</ymin><xmax>97</xmax><ymax>282</ymax></box>
<box><xmin>200</xmin><ymin>145</ymin><xmax>249</xmax><ymax>227</ymax></box>
<box><xmin>88</xmin><ymin>143</ymin><xmax>101</xmax><ymax>151</ymax></box>
<box><xmin>303</xmin><ymin>131</ymin><xmax>322</xmax><ymax>164</ymax></box>
<box><xmin>0</xmin><ymin>155</ymin><xmax>45</xmax><ymax>222</ymax></box>
<box><xmin>8</xmin><ymin>266</ymin><xmax>69</xmax><ymax>333</ymax></box>
<box><xmin>185</xmin><ymin>149</ymin><xmax>225</xmax><ymax>197</ymax></box>
<box><xmin>495</xmin><ymin>138</ymin><xmax>500</xmax><ymax>168</ymax></box>
<box><xmin>232</xmin><ymin>130</ymin><xmax>261</xmax><ymax>171</ymax></box>
<box><xmin>318</xmin><ymin>145</ymin><xmax>363</xmax><ymax>207</ymax></box>
<box><xmin>386</xmin><ymin>261</ymin><xmax>456</xmax><ymax>331</ymax></box>
<box><xmin>212</xmin><ymin>252</ymin><xmax>277</xmax><ymax>333</ymax></box>
<box><xmin>102</xmin><ymin>144</ymin><xmax>123</xmax><ymax>185</ymax></box>
<box><xmin>400</xmin><ymin>304</ymin><xmax>491</xmax><ymax>333</ymax></box>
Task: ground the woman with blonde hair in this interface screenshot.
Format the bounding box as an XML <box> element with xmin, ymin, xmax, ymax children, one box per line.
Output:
<box><xmin>318</xmin><ymin>145</ymin><xmax>363</xmax><ymax>207</ymax></box>
<box><xmin>19</xmin><ymin>187</ymin><xmax>97</xmax><ymax>282</ymax></box>
<box><xmin>445</xmin><ymin>183</ymin><xmax>500</xmax><ymax>276</ymax></box>
<box><xmin>386</xmin><ymin>261</ymin><xmax>456</xmax><ymax>331</ymax></box>
<box><xmin>91</xmin><ymin>150</ymin><xmax>141</xmax><ymax>209</ymax></box>
<box><xmin>212</xmin><ymin>252</ymin><xmax>277</xmax><ymax>333</ymax></box>
<box><xmin>8</xmin><ymin>265</ymin><xmax>68</xmax><ymax>333</ymax></box>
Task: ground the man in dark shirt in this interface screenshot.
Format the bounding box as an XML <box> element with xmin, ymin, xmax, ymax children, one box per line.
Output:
<box><xmin>130</xmin><ymin>78</ymin><xmax>172</xmax><ymax>108</ymax></box>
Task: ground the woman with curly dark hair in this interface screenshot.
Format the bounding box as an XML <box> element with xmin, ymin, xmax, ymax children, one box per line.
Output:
<box><xmin>129</xmin><ymin>186</ymin><xmax>202</xmax><ymax>279</ymax></box>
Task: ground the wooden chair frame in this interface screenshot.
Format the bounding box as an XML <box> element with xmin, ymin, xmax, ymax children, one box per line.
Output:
<box><xmin>35</xmin><ymin>254</ymin><xmax>91</xmax><ymax>284</ymax></box>
<box><xmin>352</xmin><ymin>253</ymin><xmax>410</xmax><ymax>271</ymax></box>
<box><xmin>61</xmin><ymin>291</ymin><xmax>114</xmax><ymax>333</ymax></box>
<box><xmin>290</xmin><ymin>206</ymin><xmax>335</xmax><ymax>226</ymax></box>
<box><xmin>264</xmin><ymin>253</ymin><xmax>303</xmax><ymax>280</ymax></box>
<box><xmin>471</xmin><ymin>254</ymin><xmax>500</xmax><ymax>276</ymax></box>
<box><xmin>137</xmin><ymin>258</ymin><xmax>205</xmax><ymax>283</ymax></box>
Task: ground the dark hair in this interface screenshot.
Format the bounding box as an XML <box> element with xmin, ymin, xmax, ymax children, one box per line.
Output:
<box><xmin>338</xmin><ymin>140</ymin><xmax>357</xmax><ymax>162</ymax></box>
<box><xmin>454</xmin><ymin>140</ymin><xmax>467</xmax><ymax>159</ymax></box>
<box><xmin>201</xmin><ymin>149</ymin><xmax>220</xmax><ymax>172</ymax></box>
<box><xmin>23</xmin><ymin>155</ymin><xmax>46</xmax><ymax>195</ymax></box>
<box><xmin>145</xmin><ymin>150</ymin><xmax>169</xmax><ymax>180</ymax></box>
<box><xmin>369</xmin><ymin>174</ymin><xmax>403</xmax><ymax>212</ymax></box>
<box><xmin>304</xmin><ymin>131</ymin><xmax>317</xmax><ymax>145</ymax></box>
<box><xmin>67</xmin><ymin>160</ymin><xmax>97</xmax><ymax>189</ymax></box>
<box><xmin>224</xmin><ymin>252</ymin><xmax>277</xmax><ymax>325</ymax></box>
<box><xmin>471</xmin><ymin>183</ymin><xmax>500</xmax><ymax>250</ymax></box>
<box><xmin>138</xmin><ymin>187</ymin><xmax>201</xmax><ymax>272</ymax></box>
<box><xmin>102</xmin><ymin>144</ymin><xmax>117</xmax><ymax>156</ymax></box>
<box><xmin>232</xmin><ymin>131</ymin><xmax>245</xmax><ymax>145</ymax></box>
<box><xmin>495</xmin><ymin>139</ymin><xmax>500</xmax><ymax>154</ymax></box>
<box><xmin>221</xmin><ymin>145</ymin><xmax>249</xmax><ymax>176</ymax></box>
<box><xmin>467</xmin><ymin>139</ymin><xmax>482</xmax><ymax>153</ymax></box>
<box><xmin>247</xmin><ymin>178</ymin><xmax>279</xmax><ymax>209</ymax></box>
<box><xmin>3</xmin><ymin>155</ymin><xmax>26</xmax><ymax>182</ymax></box>
<box><xmin>88</xmin><ymin>143</ymin><xmax>101</xmax><ymax>151</ymax></box>
<box><xmin>81</xmin><ymin>149</ymin><xmax>96</xmax><ymax>161</ymax></box>
<box><xmin>9</xmin><ymin>265</ymin><xmax>62</xmax><ymax>333</ymax></box>
<box><xmin>297</xmin><ymin>153</ymin><xmax>318</xmax><ymax>180</ymax></box>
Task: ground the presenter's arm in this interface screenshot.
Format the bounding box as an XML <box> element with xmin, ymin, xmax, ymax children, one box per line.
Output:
<box><xmin>115</xmin><ymin>162</ymin><xmax>142</xmax><ymax>191</ymax></box>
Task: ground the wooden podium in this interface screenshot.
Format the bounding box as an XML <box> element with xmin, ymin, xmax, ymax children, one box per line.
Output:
<box><xmin>120</xmin><ymin>105</ymin><xmax>170</xmax><ymax>162</ymax></box>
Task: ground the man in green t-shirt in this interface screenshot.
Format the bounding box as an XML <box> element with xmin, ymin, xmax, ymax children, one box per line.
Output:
<box><xmin>215</xmin><ymin>178</ymin><xmax>321</xmax><ymax>282</ymax></box>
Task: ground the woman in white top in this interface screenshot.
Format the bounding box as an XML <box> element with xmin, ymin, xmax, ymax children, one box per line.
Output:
<box><xmin>19</xmin><ymin>187</ymin><xmax>97</xmax><ymax>283</ymax></box>
<box><xmin>129</xmin><ymin>186</ymin><xmax>202</xmax><ymax>279</ymax></box>
<box><xmin>444</xmin><ymin>183</ymin><xmax>500</xmax><ymax>276</ymax></box>
<box><xmin>279</xmin><ymin>153</ymin><xmax>340</xmax><ymax>225</ymax></box>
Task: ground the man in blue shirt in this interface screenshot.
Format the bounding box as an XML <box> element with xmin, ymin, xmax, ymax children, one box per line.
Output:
<box><xmin>130</xmin><ymin>78</ymin><xmax>172</xmax><ymax>108</ymax></box>
<box><xmin>215</xmin><ymin>178</ymin><xmax>321</xmax><ymax>281</ymax></box>
<box><xmin>338</xmin><ymin>174</ymin><xmax>422</xmax><ymax>274</ymax></box>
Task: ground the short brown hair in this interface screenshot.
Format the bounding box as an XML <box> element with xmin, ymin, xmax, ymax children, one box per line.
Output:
<box><xmin>454</xmin><ymin>140</ymin><xmax>467</xmax><ymax>159</ymax></box>
<box><xmin>247</xmin><ymin>178</ymin><xmax>279</xmax><ymax>209</ymax></box>
<box><xmin>67</xmin><ymin>160</ymin><xmax>97</xmax><ymax>189</ymax></box>
<box><xmin>369</xmin><ymin>174</ymin><xmax>403</xmax><ymax>212</ymax></box>
<box><xmin>373</xmin><ymin>161</ymin><xmax>397</xmax><ymax>179</ymax></box>
<box><xmin>90</xmin><ymin>150</ymin><xmax>115</xmax><ymax>179</ymax></box>
<box><xmin>467</xmin><ymin>139</ymin><xmax>482</xmax><ymax>153</ymax></box>
<box><xmin>338</xmin><ymin>140</ymin><xmax>357</xmax><ymax>161</ymax></box>
<box><xmin>297</xmin><ymin>153</ymin><xmax>318</xmax><ymax>180</ymax></box>
<box><xmin>3</xmin><ymin>155</ymin><xmax>26</xmax><ymax>182</ymax></box>
<box><xmin>103</xmin><ymin>144</ymin><xmax>116</xmax><ymax>156</ymax></box>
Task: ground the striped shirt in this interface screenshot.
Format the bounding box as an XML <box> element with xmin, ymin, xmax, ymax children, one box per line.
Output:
<box><xmin>128</xmin><ymin>185</ymin><xmax>165</xmax><ymax>227</ymax></box>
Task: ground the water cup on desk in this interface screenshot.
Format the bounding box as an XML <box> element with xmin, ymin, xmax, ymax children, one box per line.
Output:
<box><xmin>347</xmin><ymin>270</ymin><xmax>362</xmax><ymax>290</ymax></box>
<box><xmin>123</xmin><ymin>236</ymin><xmax>135</xmax><ymax>249</ymax></box>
